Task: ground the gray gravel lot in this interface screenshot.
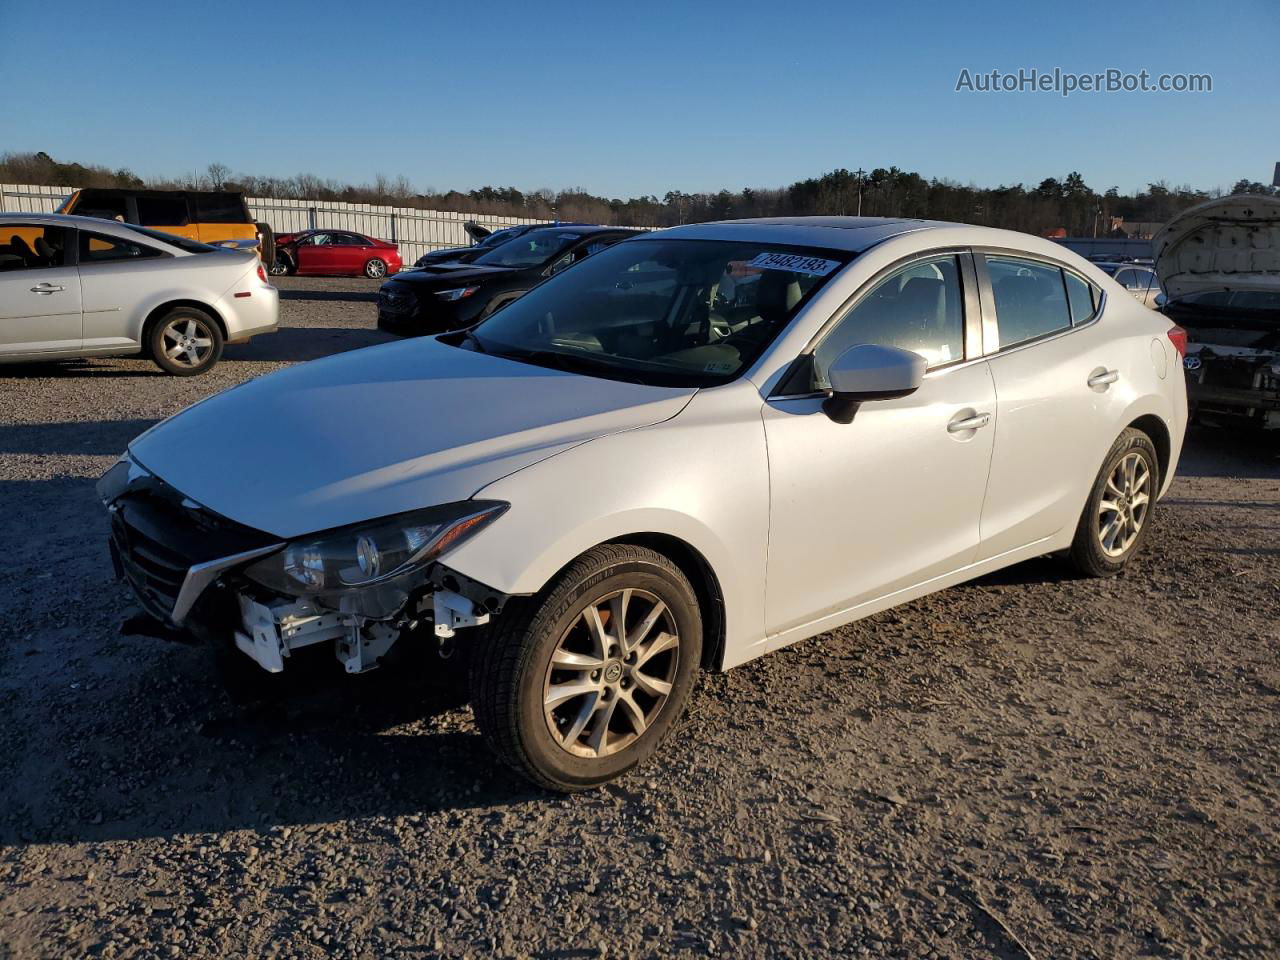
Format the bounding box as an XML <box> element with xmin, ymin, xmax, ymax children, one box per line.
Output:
<box><xmin>1</xmin><ymin>275</ymin><xmax>1277</xmax><ymax>959</ymax></box>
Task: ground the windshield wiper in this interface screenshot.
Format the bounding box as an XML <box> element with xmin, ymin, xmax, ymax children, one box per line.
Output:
<box><xmin>493</xmin><ymin>347</ymin><xmax>649</xmax><ymax>384</ymax></box>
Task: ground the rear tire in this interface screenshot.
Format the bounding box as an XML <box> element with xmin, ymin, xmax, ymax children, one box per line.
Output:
<box><xmin>1069</xmin><ymin>428</ymin><xmax>1160</xmax><ymax>577</ymax></box>
<box><xmin>470</xmin><ymin>544</ymin><xmax>702</xmax><ymax>792</ymax></box>
<box><xmin>148</xmin><ymin>307</ymin><xmax>224</xmax><ymax>376</ymax></box>
<box><xmin>365</xmin><ymin>258</ymin><xmax>388</xmax><ymax>279</ymax></box>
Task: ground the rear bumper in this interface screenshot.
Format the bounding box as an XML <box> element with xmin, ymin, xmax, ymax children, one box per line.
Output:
<box><xmin>221</xmin><ymin>284</ymin><xmax>280</xmax><ymax>339</ymax></box>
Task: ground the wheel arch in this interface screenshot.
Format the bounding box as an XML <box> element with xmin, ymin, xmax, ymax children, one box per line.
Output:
<box><xmin>1126</xmin><ymin>412</ymin><xmax>1171</xmax><ymax>488</ymax></box>
<box><xmin>605</xmin><ymin>533</ymin><xmax>727</xmax><ymax>673</ymax></box>
<box><xmin>142</xmin><ymin>299</ymin><xmax>228</xmax><ymax>343</ymax></box>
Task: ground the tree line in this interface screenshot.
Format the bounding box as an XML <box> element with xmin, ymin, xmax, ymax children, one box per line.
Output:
<box><xmin>3</xmin><ymin>151</ymin><xmax>1275</xmax><ymax>236</ymax></box>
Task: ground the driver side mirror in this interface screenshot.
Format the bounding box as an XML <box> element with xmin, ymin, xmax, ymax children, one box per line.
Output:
<box><xmin>823</xmin><ymin>344</ymin><xmax>927</xmax><ymax>424</ymax></box>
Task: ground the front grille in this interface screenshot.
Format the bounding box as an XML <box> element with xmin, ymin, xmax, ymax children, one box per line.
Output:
<box><xmin>378</xmin><ymin>288</ymin><xmax>416</xmax><ymax>315</ymax></box>
<box><xmin>112</xmin><ymin>509</ymin><xmax>189</xmax><ymax>619</ymax></box>
<box><xmin>109</xmin><ymin>481</ymin><xmax>276</xmax><ymax>622</ymax></box>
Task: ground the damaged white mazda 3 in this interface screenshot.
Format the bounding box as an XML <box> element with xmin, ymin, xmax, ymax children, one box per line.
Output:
<box><xmin>100</xmin><ymin>217</ymin><xmax>1188</xmax><ymax>790</ymax></box>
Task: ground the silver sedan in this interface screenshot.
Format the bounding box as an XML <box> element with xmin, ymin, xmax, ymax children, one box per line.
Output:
<box><xmin>0</xmin><ymin>212</ymin><xmax>278</xmax><ymax>375</ymax></box>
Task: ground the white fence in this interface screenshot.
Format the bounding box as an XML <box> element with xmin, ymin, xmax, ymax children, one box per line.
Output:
<box><xmin>1</xmin><ymin>184</ymin><xmax>549</xmax><ymax>265</ymax></box>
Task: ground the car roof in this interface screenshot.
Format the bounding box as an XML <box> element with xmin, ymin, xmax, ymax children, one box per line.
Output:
<box><xmin>637</xmin><ymin>216</ymin><xmax>955</xmax><ymax>253</ymax></box>
<box><xmin>531</xmin><ymin>224</ymin><xmax>640</xmax><ymax>236</ymax></box>
<box><xmin>0</xmin><ymin>210</ymin><xmax>167</xmax><ymax>237</ymax></box>
<box><xmin>638</xmin><ymin>216</ymin><xmax>1113</xmax><ymax>261</ymax></box>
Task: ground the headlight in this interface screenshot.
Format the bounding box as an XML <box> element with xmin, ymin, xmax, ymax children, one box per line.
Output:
<box><xmin>96</xmin><ymin>452</ymin><xmax>151</xmax><ymax>504</ymax></box>
<box><xmin>435</xmin><ymin>286</ymin><xmax>479</xmax><ymax>301</ymax></box>
<box><xmin>243</xmin><ymin>501</ymin><xmax>507</xmax><ymax>599</ymax></box>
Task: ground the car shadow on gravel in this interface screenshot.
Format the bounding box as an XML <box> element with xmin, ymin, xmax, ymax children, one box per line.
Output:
<box><xmin>0</xmin><ymin>360</ymin><xmax>162</xmax><ymax>379</ymax></box>
<box><xmin>224</xmin><ymin>326</ymin><xmax>397</xmax><ymax>363</ymax></box>
<box><xmin>0</xmin><ymin>419</ymin><xmax>158</xmax><ymax>455</ymax></box>
<box><xmin>277</xmin><ymin>288</ymin><xmax>380</xmax><ymax>303</ymax></box>
<box><xmin>1177</xmin><ymin>427</ymin><xmax>1280</xmax><ymax>480</ymax></box>
<box><xmin>2</xmin><ymin>641</ymin><xmax>545</xmax><ymax>848</ymax></box>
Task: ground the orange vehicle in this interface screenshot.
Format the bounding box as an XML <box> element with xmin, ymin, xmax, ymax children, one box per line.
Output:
<box><xmin>56</xmin><ymin>188</ymin><xmax>273</xmax><ymax>262</ymax></box>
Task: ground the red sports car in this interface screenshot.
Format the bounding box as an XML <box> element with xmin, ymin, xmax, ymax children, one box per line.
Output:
<box><xmin>270</xmin><ymin>230</ymin><xmax>402</xmax><ymax>279</ymax></box>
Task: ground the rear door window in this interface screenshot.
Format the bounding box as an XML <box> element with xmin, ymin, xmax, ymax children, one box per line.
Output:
<box><xmin>985</xmin><ymin>256</ymin><xmax>1073</xmax><ymax>348</ymax></box>
<box><xmin>135</xmin><ymin>194</ymin><xmax>191</xmax><ymax>226</ymax></box>
<box><xmin>192</xmin><ymin>192</ymin><xmax>249</xmax><ymax>224</ymax></box>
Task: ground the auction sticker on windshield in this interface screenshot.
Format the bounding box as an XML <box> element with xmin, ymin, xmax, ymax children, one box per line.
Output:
<box><xmin>746</xmin><ymin>252</ymin><xmax>842</xmax><ymax>276</ymax></box>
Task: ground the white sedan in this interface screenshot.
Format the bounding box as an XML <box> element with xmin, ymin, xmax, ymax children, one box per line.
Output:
<box><xmin>0</xmin><ymin>213</ymin><xmax>278</xmax><ymax>375</ymax></box>
<box><xmin>100</xmin><ymin>216</ymin><xmax>1187</xmax><ymax>790</ymax></box>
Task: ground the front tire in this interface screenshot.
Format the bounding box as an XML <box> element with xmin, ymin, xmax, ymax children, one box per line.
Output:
<box><xmin>470</xmin><ymin>544</ymin><xmax>702</xmax><ymax>792</ymax></box>
<box><xmin>148</xmin><ymin>307</ymin><xmax>224</xmax><ymax>376</ymax></box>
<box><xmin>1069</xmin><ymin>428</ymin><xmax>1160</xmax><ymax>577</ymax></box>
<box><xmin>364</xmin><ymin>258</ymin><xmax>388</xmax><ymax>279</ymax></box>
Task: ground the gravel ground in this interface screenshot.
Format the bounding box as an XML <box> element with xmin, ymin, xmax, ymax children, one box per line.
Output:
<box><xmin>1</xmin><ymin>276</ymin><xmax>1277</xmax><ymax>959</ymax></box>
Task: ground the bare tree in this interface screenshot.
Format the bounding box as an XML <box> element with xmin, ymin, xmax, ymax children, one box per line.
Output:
<box><xmin>206</xmin><ymin>162</ymin><xmax>231</xmax><ymax>190</ymax></box>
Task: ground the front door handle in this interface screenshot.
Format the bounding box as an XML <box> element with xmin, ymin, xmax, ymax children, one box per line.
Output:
<box><xmin>31</xmin><ymin>283</ymin><xmax>66</xmax><ymax>294</ymax></box>
<box><xmin>1088</xmin><ymin>369</ymin><xmax>1120</xmax><ymax>389</ymax></box>
<box><xmin>947</xmin><ymin>412</ymin><xmax>991</xmax><ymax>433</ymax></box>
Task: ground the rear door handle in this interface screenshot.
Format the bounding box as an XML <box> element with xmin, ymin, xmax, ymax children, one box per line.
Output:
<box><xmin>30</xmin><ymin>283</ymin><xmax>65</xmax><ymax>294</ymax></box>
<box><xmin>1088</xmin><ymin>369</ymin><xmax>1120</xmax><ymax>388</ymax></box>
<box><xmin>947</xmin><ymin>412</ymin><xmax>991</xmax><ymax>433</ymax></box>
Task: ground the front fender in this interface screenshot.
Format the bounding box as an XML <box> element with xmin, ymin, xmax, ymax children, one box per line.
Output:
<box><xmin>442</xmin><ymin>382</ymin><xmax>773</xmax><ymax>669</ymax></box>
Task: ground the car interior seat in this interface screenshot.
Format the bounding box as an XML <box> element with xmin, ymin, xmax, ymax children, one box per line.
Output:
<box><xmin>9</xmin><ymin>235</ymin><xmax>38</xmax><ymax>268</ymax></box>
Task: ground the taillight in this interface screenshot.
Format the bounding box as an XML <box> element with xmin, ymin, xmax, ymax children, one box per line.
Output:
<box><xmin>1167</xmin><ymin>325</ymin><xmax>1188</xmax><ymax>357</ymax></box>
<box><xmin>256</xmin><ymin>264</ymin><xmax>268</xmax><ymax>283</ymax></box>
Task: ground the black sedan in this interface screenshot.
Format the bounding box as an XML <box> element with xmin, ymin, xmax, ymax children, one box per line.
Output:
<box><xmin>378</xmin><ymin>225</ymin><xmax>639</xmax><ymax>336</ymax></box>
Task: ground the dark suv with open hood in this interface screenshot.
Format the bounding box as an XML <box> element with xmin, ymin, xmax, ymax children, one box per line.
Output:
<box><xmin>378</xmin><ymin>225</ymin><xmax>639</xmax><ymax>335</ymax></box>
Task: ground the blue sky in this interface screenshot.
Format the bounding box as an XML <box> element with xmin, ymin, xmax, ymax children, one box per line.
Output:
<box><xmin>2</xmin><ymin>0</ymin><xmax>1276</xmax><ymax>197</ymax></box>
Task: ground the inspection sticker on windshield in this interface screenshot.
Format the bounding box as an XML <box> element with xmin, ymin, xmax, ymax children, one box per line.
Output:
<box><xmin>746</xmin><ymin>252</ymin><xmax>841</xmax><ymax>277</ymax></box>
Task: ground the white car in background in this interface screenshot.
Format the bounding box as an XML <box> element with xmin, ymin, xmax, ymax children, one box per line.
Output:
<box><xmin>0</xmin><ymin>213</ymin><xmax>278</xmax><ymax>375</ymax></box>
<box><xmin>100</xmin><ymin>216</ymin><xmax>1187</xmax><ymax>790</ymax></box>
<box><xmin>1094</xmin><ymin>261</ymin><xmax>1164</xmax><ymax>308</ymax></box>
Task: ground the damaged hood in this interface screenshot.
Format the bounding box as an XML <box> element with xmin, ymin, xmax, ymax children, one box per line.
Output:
<box><xmin>129</xmin><ymin>338</ymin><xmax>695</xmax><ymax>539</ymax></box>
<box><xmin>1154</xmin><ymin>195</ymin><xmax>1280</xmax><ymax>300</ymax></box>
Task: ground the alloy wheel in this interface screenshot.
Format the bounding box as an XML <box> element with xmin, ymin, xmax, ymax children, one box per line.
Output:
<box><xmin>542</xmin><ymin>588</ymin><xmax>680</xmax><ymax>758</ymax></box>
<box><xmin>1097</xmin><ymin>451</ymin><xmax>1151</xmax><ymax>557</ymax></box>
<box><xmin>160</xmin><ymin>317</ymin><xmax>215</xmax><ymax>369</ymax></box>
<box><xmin>366</xmin><ymin>259</ymin><xmax>387</xmax><ymax>278</ymax></box>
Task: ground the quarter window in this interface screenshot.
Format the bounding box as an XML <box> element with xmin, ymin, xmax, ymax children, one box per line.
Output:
<box><xmin>1064</xmin><ymin>271</ymin><xmax>1097</xmax><ymax>324</ymax></box>
<box><xmin>986</xmin><ymin>256</ymin><xmax>1072</xmax><ymax>348</ymax></box>
<box><xmin>813</xmin><ymin>255</ymin><xmax>966</xmax><ymax>384</ymax></box>
<box><xmin>79</xmin><ymin>231</ymin><xmax>164</xmax><ymax>264</ymax></box>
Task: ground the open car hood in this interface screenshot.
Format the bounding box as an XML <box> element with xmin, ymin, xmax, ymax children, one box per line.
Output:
<box><xmin>128</xmin><ymin>338</ymin><xmax>694</xmax><ymax>539</ymax></box>
<box><xmin>1154</xmin><ymin>195</ymin><xmax>1280</xmax><ymax>300</ymax></box>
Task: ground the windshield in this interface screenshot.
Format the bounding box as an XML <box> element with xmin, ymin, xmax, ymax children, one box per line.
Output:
<box><xmin>477</xmin><ymin>226</ymin><xmax>525</xmax><ymax>248</ymax></box>
<box><xmin>464</xmin><ymin>238</ymin><xmax>849</xmax><ymax>387</ymax></box>
<box><xmin>121</xmin><ymin>224</ymin><xmax>219</xmax><ymax>254</ymax></box>
<box><xmin>473</xmin><ymin>230</ymin><xmax>583</xmax><ymax>268</ymax></box>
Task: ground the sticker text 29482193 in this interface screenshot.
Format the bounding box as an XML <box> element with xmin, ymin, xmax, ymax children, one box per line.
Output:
<box><xmin>746</xmin><ymin>252</ymin><xmax>842</xmax><ymax>277</ymax></box>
